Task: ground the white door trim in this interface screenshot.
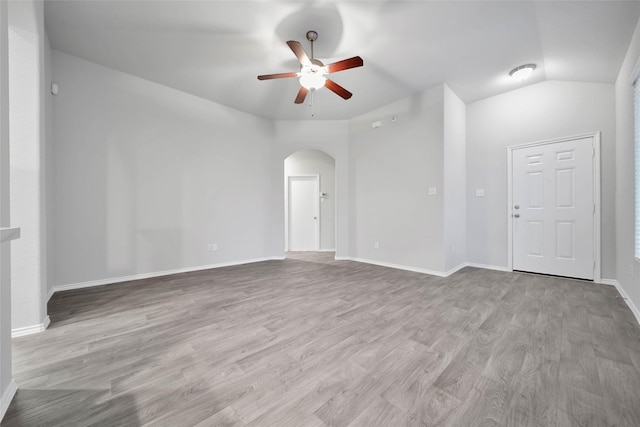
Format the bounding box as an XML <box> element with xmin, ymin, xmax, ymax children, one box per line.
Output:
<box><xmin>285</xmin><ymin>174</ymin><xmax>320</xmax><ymax>252</ymax></box>
<box><xmin>506</xmin><ymin>132</ymin><xmax>601</xmax><ymax>282</ymax></box>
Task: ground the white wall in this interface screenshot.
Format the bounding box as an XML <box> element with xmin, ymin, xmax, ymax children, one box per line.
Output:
<box><xmin>285</xmin><ymin>149</ymin><xmax>336</xmax><ymax>251</ymax></box>
<box><xmin>348</xmin><ymin>85</ymin><xmax>446</xmax><ymax>272</ymax></box>
<box><xmin>272</xmin><ymin>120</ymin><xmax>349</xmax><ymax>258</ymax></box>
<box><xmin>615</xmin><ymin>17</ymin><xmax>640</xmax><ymax>315</ymax></box>
<box><xmin>443</xmin><ymin>85</ymin><xmax>467</xmax><ymax>272</ymax></box>
<box><xmin>45</xmin><ymin>21</ymin><xmax>53</xmax><ymax>300</ymax></box>
<box><xmin>52</xmin><ymin>51</ymin><xmax>277</xmax><ymax>287</ymax></box>
<box><xmin>0</xmin><ymin>0</ymin><xmax>14</xmax><ymax>420</ymax></box>
<box><xmin>8</xmin><ymin>0</ymin><xmax>48</xmax><ymax>332</ymax></box>
<box><xmin>466</xmin><ymin>80</ymin><xmax>616</xmax><ymax>277</ymax></box>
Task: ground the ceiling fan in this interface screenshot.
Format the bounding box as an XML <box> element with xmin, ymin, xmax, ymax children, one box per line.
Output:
<box><xmin>257</xmin><ymin>30</ymin><xmax>363</xmax><ymax>104</ymax></box>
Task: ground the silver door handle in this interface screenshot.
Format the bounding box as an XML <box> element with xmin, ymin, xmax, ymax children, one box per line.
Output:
<box><xmin>513</xmin><ymin>213</ymin><xmax>520</xmax><ymax>218</ymax></box>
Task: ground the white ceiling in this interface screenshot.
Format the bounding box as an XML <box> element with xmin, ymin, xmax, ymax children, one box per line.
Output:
<box><xmin>44</xmin><ymin>1</ymin><xmax>640</xmax><ymax>120</ymax></box>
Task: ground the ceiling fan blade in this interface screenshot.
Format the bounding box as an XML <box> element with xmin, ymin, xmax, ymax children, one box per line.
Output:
<box><xmin>257</xmin><ymin>72</ymin><xmax>298</xmax><ymax>80</ymax></box>
<box><xmin>325</xmin><ymin>79</ymin><xmax>352</xmax><ymax>100</ymax></box>
<box><xmin>287</xmin><ymin>40</ymin><xmax>312</xmax><ymax>66</ymax></box>
<box><xmin>325</xmin><ymin>56</ymin><xmax>363</xmax><ymax>74</ymax></box>
<box><xmin>294</xmin><ymin>86</ymin><xmax>309</xmax><ymax>104</ymax></box>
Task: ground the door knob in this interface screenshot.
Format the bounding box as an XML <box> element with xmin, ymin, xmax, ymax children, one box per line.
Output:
<box><xmin>314</xmin><ymin>217</ymin><xmax>317</xmax><ymax>220</ymax></box>
<box><xmin>514</xmin><ymin>213</ymin><xmax>520</xmax><ymax>218</ymax></box>
<box><xmin>514</xmin><ymin>205</ymin><xmax>520</xmax><ymax>209</ymax></box>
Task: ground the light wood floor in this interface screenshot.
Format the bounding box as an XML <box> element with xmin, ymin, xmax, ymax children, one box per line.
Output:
<box><xmin>3</xmin><ymin>253</ymin><xmax>640</xmax><ymax>426</ymax></box>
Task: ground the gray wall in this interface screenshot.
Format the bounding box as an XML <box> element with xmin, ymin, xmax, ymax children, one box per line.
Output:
<box><xmin>615</xmin><ymin>17</ymin><xmax>640</xmax><ymax>314</ymax></box>
<box><xmin>48</xmin><ymin>51</ymin><xmax>622</xmax><ymax>287</ymax></box>
<box><xmin>466</xmin><ymin>80</ymin><xmax>616</xmax><ymax>278</ymax></box>
<box><xmin>51</xmin><ymin>50</ymin><xmax>277</xmax><ymax>287</ymax></box>
<box><xmin>8</xmin><ymin>0</ymin><xmax>49</xmax><ymax>331</ymax></box>
<box><xmin>443</xmin><ymin>85</ymin><xmax>467</xmax><ymax>272</ymax></box>
<box><xmin>348</xmin><ymin>85</ymin><xmax>447</xmax><ymax>272</ymax></box>
<box><xmin>347</xmin><ymin>84</ymin><xmax>467</xmax><ymax>274</ymax></box>
<box><xmin>45</xmin><ymin>13</ymin><xmax>53</xmax><ymax>301</ymax></box>
<box><xmin>0</xmin><ymin>0</ymin><xmax>12</xmax><ymax>418</ymax></box>
<box><xmin>285</xmin><ymin>149</ymin><xmax>336</xmax><ymax>251</ymax></box>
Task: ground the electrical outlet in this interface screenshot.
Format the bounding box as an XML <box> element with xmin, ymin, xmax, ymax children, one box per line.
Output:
<box><xmin>212</xmin><ymin>243</ymin><xmax>218</xmax><ymax>251</ymax></box>
<box><xmin>207</xmin><ymin>243</ymin><xmax>212</xmax><ymax>251</ymax></box>
<box><xmin>374</xmin><ymin>242</ymin><xmax>379</xmax><ymax>249</ymax></box>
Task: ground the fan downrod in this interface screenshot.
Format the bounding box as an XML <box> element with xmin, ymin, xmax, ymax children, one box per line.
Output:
<box><xmin>306</xmin><ymin>30</ymin><xmax>318</xmax><ymax>59</ymax></box>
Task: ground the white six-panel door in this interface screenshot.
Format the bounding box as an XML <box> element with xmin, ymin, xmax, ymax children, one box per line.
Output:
<box><xmin>510</xmin><ymin>135</ymin><xmax>597</xmax><ymax>280</ymax></box>
<box><xmin>288</xmin><ymin>176</ymin><xmax>319</xmax><ymax>251</ymax></box>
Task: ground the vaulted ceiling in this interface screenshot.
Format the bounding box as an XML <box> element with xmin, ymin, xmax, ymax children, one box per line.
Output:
<box><xmin>44</xmin><ymin>1</ymin><xmax>640</xmax><ymax>120</ymax></box>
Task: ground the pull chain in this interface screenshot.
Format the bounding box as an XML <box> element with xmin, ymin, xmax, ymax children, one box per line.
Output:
<box><xmin>310</xmin><ymin>90</ymin><xmax>315</xmax><ymax>117</ymax></box>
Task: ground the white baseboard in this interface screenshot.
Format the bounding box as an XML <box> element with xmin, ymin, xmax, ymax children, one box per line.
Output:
<box><xmin>605</xmin><ymin>279</ymin><xmax>640</xmax><ymax>326</ymax></box>
<box><xmin>318</xmin><ymin>249</ymin><xmax>336</xmax><ymax>253</ymax></box>
<box><xmin>52</xmin><ymin>257</ymin><xmax>285</xmax><ymax>295</ymax></box>
<box><xmin>333</xmin><ymin>257</ymin><xmax>470</xmax><ymax>278</ymax></box>
<box><xmin>0</xmin><ymin>380</ymin><xmax>17</xmax><ymax>422</ymax></box>
<box><xmin>349</xmin><ymin>257</ymin><xmax>451</xmax><ymax>278</ymax></box>
<box><xmin>444</xmin><ymin>263</ymin><xmax>468</xmax><ymax>277</ymax></box>
<box><xmin>599</xmin><ymin>278</ymin><xmax>617</xmax><ymax>286</ymax></box>
<box><xmin>11</xmin><ymin>315</ymin><xmax>50</xmax><ymax>338</ymax></box>
<box><xmin>465</xmin><ymin>262</ymin><xmax>511</xmax><ymax>272</ymax></box>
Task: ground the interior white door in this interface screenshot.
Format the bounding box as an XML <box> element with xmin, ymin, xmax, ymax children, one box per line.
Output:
<box><xmin>512</xmin><ymin>137</ymin><xmax>595</xmax><ymax>279</ymax></box>
<box><xmin>288</xmin><ymin>176</ymin><xmax>319</xmax><ymax>251</ymax></box>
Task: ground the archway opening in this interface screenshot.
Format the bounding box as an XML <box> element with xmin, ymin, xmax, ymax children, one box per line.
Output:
<box><xmin>284</xmin><ymin>149</ymin><xmax>336</xmax><ymax>257</ymax></box>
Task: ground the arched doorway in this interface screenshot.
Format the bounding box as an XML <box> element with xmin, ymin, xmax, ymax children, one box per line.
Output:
<box><xmin>284</xmin><ymin>149</ymin><xmax>336</xmax><ymax>254</ymax></box>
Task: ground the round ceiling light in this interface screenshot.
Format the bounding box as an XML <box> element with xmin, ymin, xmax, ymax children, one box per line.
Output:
<box><xmin>299</xmin><ymin>64</ymin><xmax>327</xmax><ymax>90</ymax></box>
<box><xmin>299</xmin><ymin>73</ymin><xmax>326</xmax><ymax>90</ymax></box>
<box><xmin>509</xmin><ymin>64</ymin><xmax>536</xmax><ymax>82</ymax></box>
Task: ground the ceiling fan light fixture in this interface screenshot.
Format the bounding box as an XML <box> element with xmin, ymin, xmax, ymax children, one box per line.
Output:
<box><xmin>257</xmin><ymin>30</ymin><xmax>362</xmax><ymax>104</ymax></box>
<box><xmin>299</xmin><ymin>68</ymin><xmax>326</xmax><ymax>90</ymax></box>
<box><xmin>509</xmin><ymin>64</ymin><xmax>536</xmax><ymax>82</ymax></box>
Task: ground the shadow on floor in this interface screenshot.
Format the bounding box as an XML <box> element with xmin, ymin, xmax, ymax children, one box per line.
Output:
<box><xmin>1</xmin><ymin>388</ymin><xmax>141</xmax><ymax>427</ymax></box>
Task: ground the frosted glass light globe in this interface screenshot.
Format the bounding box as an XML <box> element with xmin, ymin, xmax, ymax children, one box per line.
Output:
<box><xmin>509</xmin><ymin>64</ymin><xmax>536</xmax><ymax>82</ymax></box>
<box><xmin>299</xmin><ymin>64</ymin><xmax>327</xmax><ymax>90</ymax></box>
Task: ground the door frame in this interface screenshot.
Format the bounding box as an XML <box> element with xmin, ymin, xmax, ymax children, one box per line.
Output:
<box><xmin>506</xmin><ymin>132</ymin><xmax>601</xmax><ymax>282</ymax></box>
<box><xmin>285</xmin><ymin>174</ymin><xmax>320</xmax><ymax>252</ymax></box>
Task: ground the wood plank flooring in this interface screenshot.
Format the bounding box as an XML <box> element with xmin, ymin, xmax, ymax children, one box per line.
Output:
<box><xmin>3</xmin><ymin>252</ymin><xmax>640</xmax><ymax>426</ymax></box>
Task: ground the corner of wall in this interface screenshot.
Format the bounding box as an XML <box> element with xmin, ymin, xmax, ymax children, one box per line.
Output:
<box><xmin>614</xmin><ymin>15</ymin><xmax>640</xmax><ymax>316</ymax></box>
<box><xmin>7</xmin><ymin>0</ymin><xmax>49</xmax><ymax>331</ymax></box>
<box><xmin>44</xmin><ymin>18</ymin><xmax>54</xmax><ymax>311</ymax></box>
<box><xmin>0</xmin><ymin>379</ymin><xmax>17</xmax><ymax>422</ymax></box>
<box><xmin>0</xmin><ymin>0</ymin><xmax>15</xmax><ymax>418</ymax></box>
<box><xmin>443</xmin><ymin>85</ymin><xmax>467</xmax><ymax>270</ymax></box>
